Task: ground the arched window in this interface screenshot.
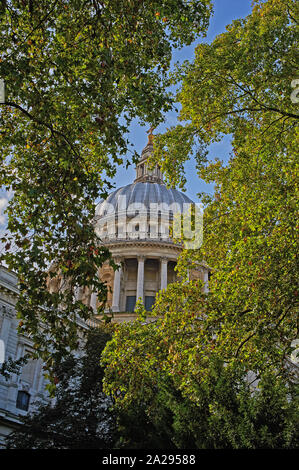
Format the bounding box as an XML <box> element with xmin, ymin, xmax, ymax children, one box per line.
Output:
<box><xmin>16</xmin><ymin>391</ymin><xmax>30</xmax><ymax>411</ymax></box>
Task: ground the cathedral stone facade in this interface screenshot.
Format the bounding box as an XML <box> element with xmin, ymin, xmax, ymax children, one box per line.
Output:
<box><xmin>0</xmin><ymin>266</ymin><xmax>50</xmax><ymax>446</ymax></box>
<box><xmin>90</xmin><ymin>134</ymin><xmax>209</xmax><ymax>321</ymax></box>
<box><xmin>0</xmin><ymin>134</ymin><xmax>208</xmax><ymax>446</ymax></box>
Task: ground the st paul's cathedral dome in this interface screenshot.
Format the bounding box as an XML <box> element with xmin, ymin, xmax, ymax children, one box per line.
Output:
<box><xmin>88</xmin><ymin>131</ymin><xmax>209</xmax><ymax>320</ymax></box>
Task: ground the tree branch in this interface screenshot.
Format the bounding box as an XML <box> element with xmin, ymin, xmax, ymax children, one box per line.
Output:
<box><xmin>2</xmin><ymin>101</ymin><xmax>80</xmax><ymax>158</ymax></box>
<box><xmin>6</xmin><ymin>0</ymin><xmax>60</xmax><ymax>60</ymax></box>
<box><xmin>226</xmin><ymin>75</ymin><xmax>299</xmax><ymax>120</ymax></box>
<box><xmin>235</xmin><ymin>331</ymin><xmax>256</xmax><ymax>358</ymax></box>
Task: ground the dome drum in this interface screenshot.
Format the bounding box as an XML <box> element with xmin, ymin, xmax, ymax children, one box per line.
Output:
<box><xmin>94</xmin><ymin>182</ymin><xmax>194</xmax><ymax>244</ymax></box>
<box><xmin>89</xmin><ymin>134</ymin><xmax>209</xmax><ymax>316</ymax></box>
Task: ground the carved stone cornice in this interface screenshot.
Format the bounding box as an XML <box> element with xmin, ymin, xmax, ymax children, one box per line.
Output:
<box><xmin>0</xmin><ymin>302</ymin><xmax>15</xmax><ymax>319</ymax></box>
<box><xmin>103</xmin><ymin>240</ymin><xmax>182</xmax><ymax>251</ymax></box>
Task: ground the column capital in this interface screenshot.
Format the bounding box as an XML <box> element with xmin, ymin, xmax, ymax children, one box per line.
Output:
<box><xmin>160</xmin><ymin>256</ymin><xmax>168</xmax><ymax>263</ymax></box>
<box><xmin>137</xmin><ymin>255</ymin><xmax>146</xmax><ymax>262</ymax></box>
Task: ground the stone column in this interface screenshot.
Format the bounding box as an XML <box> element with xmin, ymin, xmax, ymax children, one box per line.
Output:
<box><xmin>12</xmin><ymin>332</ymin><xmax>24</xmax><ymax>385</ymax></box>
<box><xmin>90</xmin><ymin>291</ymin><xmax>98</xmax><ymax>313</ymax></box>
<box><xmin>0</xmin><ymin>315</ymin><xmax>11</xmax><ymax>349</ymax></box>
<box><xmin>74</xmin><ymin>286</ymin><xmax>81</xmax><ymax>301</ymax></box>
<box><xmin>160</xmin><ymin>257</ymin><xmax>168</xmax><ymax>290</ymax></box>
<box><xmin>112</xmin><ymin>258</ymin><xmax>122</xmax><ymax>312</ymax></box>
<box><xmin>32</xmin><ymin>360</ymin><xmax>42</xmax><ymax>392</ymax></box>
<box><xmin>58</xmin><ymin>275</ymin><xmax>65</xmax><ymax>292</ymax></box>
<box><xmin>136</xmin><ymin>256</ymin><xmax>145</xmax><ymax>303</ymax></box>
<box><xmin>203</xmin><ymin>268</ymin><xmax>209</xmax><ymax>293</ymax></box>
<box><xmin>89</xmin><ymin>268</ymin><xmax>101</xmax><ymax>314</ymax></box>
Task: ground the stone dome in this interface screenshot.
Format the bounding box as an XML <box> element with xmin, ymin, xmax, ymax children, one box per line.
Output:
<box><xmin>95</xmin><ymin>181</ymin><xmax>193</xmax><ymax>217</ymax></box>
<box><xmin>94</xmin><ymin>133</ymin><xmax>195</xmax><ymax>246</ymax></box>
<box><xmin>88</xmin><ymin>132</ymin><xmax>208</xmax><ymax>317</ymax></box>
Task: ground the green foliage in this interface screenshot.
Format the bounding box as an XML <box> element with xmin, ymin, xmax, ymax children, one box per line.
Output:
<box><xmin>6</xmin><ymin>325</ymin><xmax>297</xmax><ymax>450</ymax></box>
<box><xmin>105</xmin><ymin>352</ymin><xmax>299</xmax><ymax>449</ymax></box>
<box><xmin>101</xmin><ymin>0</ymin><xmax>299</xmax><ymax>448</ymax></box>
<box><xmin>0</xmin><ymin>0</ymin><xmax>212</xmax><ymax>368</ymax></box>
<box><xmin>116</xmin><ymin>399</ymin><xmax>176</xmax><ymax>449</ymax></box>
<box><xmin>134</xmin><ymin>296</ymin><xmax>148</xmax><ymax>321</ymax></box>
<box><xmin>152</xmin><ymin>0</ymin><xmax>298</xmax><ymax>187</ymax></box>
<box><xmin>165</xmin><ymin>363</ymin><xmax>298</xmax><ymax>449</ymax></box>
<box><xmin>6</xmin><ymin>326</ymin><xmax>116</xmax><ymax>449</ymax></box>
<box><xmin>0</xmin><ymin>353</ymin><xmax>29</xmax><ymax>379</ymax></box>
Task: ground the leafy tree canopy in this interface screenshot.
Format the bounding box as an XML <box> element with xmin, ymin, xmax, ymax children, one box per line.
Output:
<box><xmin>6</xmin><ymin>326</ymin><xmax>116</xmax><ymax>449</ymax></box>
<box><xmin>8</xmin><ymin>323</ymin><xmax>298</xmax><ymax>450</ymax></box>
<box><xmin>152</xmin><ymin>0</ymin><xmax>298</xmax><ymax>188</ymax></box>
<box><xmin>0</xmin><ymin>0</ymin><xmax>212</xmax><ymax>371</ymax></box>
<box><xmin>101</xmin><ymin>0</ymin><xmax>299</xmax><ymax>408</ymax></box>
<box><xmin>117</xmin><ymin>357</ymin><xmax>299</xmax><ymax>449</ymax></box>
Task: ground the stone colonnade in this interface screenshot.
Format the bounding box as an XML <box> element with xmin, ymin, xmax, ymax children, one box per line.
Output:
<box><xmin>73</xmin><ymin>256</ymin><xmax>209</xmax><ymax>314</ymax></box>
<box><xmin>111</xmin><ymin>256</ymin><xmax>170</xmax><ymax>313</ymax></box>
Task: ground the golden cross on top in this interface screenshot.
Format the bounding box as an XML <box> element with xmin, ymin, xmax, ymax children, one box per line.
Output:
<box><xmin>147</xmin><ymin>126</ymin><xmax>155</xmax><ymax>144</ymax></box>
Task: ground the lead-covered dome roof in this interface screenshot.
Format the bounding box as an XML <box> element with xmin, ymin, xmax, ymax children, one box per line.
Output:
<box><xmin>96</xmin><ymin>181</ymin><xmax>193</xmax><ymax>217</ymax></box>
<box><xmin>95</xmin><ymin>132</ymin><xmax>194</xmax><ymax>221</ymax></box>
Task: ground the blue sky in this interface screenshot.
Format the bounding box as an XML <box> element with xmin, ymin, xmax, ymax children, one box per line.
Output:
<box><xmin>112</xmin><ymin>0</ymin><xmax>253</xmax><ymax>202</ymax></box>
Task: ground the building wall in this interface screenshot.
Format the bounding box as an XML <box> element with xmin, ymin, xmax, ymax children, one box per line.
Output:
<box><xmin>0</xmin><ymin>250</ymin><xmax>209</xmax><ymax>446</ymax></box>
<box><xmin>0</xmin><ymin>266</ymin><xmax>51</xmax><ymax>448</ymax></box>
<box><xmin>99</xmin><ymin>261</ymin><xmax>114</xmax><ymax>309</ymax></box>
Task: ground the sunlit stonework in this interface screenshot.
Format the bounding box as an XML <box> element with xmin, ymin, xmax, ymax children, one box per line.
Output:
<box><xmin>0</xmin><ymin>133</ymin><xmax>208</xmax><ymax>445</ymax></box>
<box><xmin>83</xmin><ymin>132</ymin><xmax>209</xmax><ymax>322</ymax></box>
